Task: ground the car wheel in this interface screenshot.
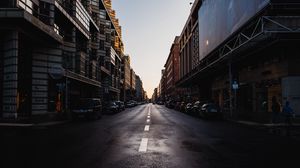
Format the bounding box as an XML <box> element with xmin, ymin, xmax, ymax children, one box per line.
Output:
<box><xmin>199</xmin><ymin>111</ymin><xmax>203</xmax><ymax>118</ymax></box>
<box><xmin>200</xmin><ymin>111</ymin><xmax>205</xmax><ymax>119</ymax></box>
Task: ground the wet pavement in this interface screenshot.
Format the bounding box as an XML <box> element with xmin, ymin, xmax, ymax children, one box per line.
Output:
<box><xmin>1</xmin><ymin>104</ymin><xmax>300</xmax><ymax>168</ymax></box>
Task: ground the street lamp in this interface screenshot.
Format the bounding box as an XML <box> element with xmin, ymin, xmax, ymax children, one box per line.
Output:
<box><xmin>232</xmin><ymin>80</ymin><xmax>239</xmax><ymax>117</ymax></box>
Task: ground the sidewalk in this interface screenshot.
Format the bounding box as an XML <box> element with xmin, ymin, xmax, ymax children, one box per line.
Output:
<box><xmin>231</xmin><ymin>119</ymin><xmax>300</xmax><ymax>139</ymax></box>
<box><xmin>0</xmin><ymin>120</ymin><xmax>69</xmax><ymax>128</ymax></box>
<box><xmin>0</xmin><ymin>115</ymin><xmax>70</xmax><ymax>128</ymax></box>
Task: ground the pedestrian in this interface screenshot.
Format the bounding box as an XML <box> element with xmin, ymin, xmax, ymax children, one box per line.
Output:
<box><xmin>271</xmin><ymin>96</ymin><xmax>281</xmax><ymax>124</ymax></box>
<box><xmin>282</xmin><ymin>101</ymin><xmax>294</xmax><ymax>124</ymax></box>
<box><xmin>282</xmin><ymin>101</ymin><xmax>295</xmax><ymax>136</ymax></box>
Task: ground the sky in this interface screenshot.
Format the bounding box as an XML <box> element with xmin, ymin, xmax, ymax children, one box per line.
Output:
<box><xmin>112</xmin><ymin>0</ymin><xmax>192</xmax><ymax>98</ymax></box>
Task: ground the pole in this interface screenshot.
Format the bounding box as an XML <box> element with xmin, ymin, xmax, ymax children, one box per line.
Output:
<box><xmin>65</xmin><ymin>77</ymin><xmax>68</xmax><ymax>117</ymax></box>
<box><xmin>234</xmin><ymin>89</ymin><xmax>237</xmax><ymax>117</ymax></box>
<box><xmin>229</xmin><ymin>60</ymin><xmax>233</xmax><ymax>119</ymax></box>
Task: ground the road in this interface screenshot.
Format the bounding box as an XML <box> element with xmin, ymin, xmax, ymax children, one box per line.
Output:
<box><xmin>1</xmin><ymin>104</ymin><xmax>299</xmax><ymax>168</ymax></box>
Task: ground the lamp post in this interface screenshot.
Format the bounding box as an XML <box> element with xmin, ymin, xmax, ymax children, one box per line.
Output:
<box><xmin>232</xmin><ymin>80</ymin><xmax>239</xmax><ymax>117</ymax></box>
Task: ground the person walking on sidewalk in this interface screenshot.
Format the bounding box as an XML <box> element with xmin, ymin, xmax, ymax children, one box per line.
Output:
<box><xmin>282</xmin><ymin>101</ymin><xmax>295</xmax><ymax>136</ymax></box>
<box><xmin>271</xmin><ymin>96</ymin><xmax>281</xmax><ymax>124</ymax></box>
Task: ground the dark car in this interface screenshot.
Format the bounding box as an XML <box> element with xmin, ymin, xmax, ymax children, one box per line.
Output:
<box><xmin>173</xmin><ymin>101</ymin><xmax>181</xmax><ymax>111</ymax></box>
<box><xmin>125</xmin><ymin>101</ymin><xmax>134</xmax><ymax>108</ymax></box>
<box><xmin>185</xmin><ymin>103</ymin><xmax>193</xmax><ymax>114</ymax></box>
<box><xmin>108</xmin><ymin>102</ymin><xmax>119</xmax><ymax>113</ymax></box>
<box><xmin>200</xmin><ymin>103</ymin><xmax>222</xmax><ymax>119</ymax></box>
<box><xmin>115</xmin><ymin>101</ymin><xmax>125</xmax><ymax>111</ymax></box>
<box><xmin>72</xmin><ymin>98</ymin><xmax>102</xmax><ymax>120</ymax></box>
<box><xmin>179</xmin><ymin>101</ymin><xmax>186</xmax><ymax>112</ymax></box>
<box><xmin>166</xmin><ymin>100</ymin><xmax>176</xmax><ymax>109</ymax></box>
<box><xmin>132</xmin><ymin>100</ymin><xmax>138</xmax><ymax>106</ymax></box>
<box><xmin>192</xmin><ymin>101</ymin><xmax>206</xmax><ymax>116</ymax></box>
<box><xmin>157</xmin><ymin>101</ymin><xmax>164</xmax><ymax>105</ymax></box>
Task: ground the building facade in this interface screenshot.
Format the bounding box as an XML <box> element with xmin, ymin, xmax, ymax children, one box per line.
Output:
<box><xmin>164</xmin><ymin>36</ymin><xmax>181</xmax><ymax>101</ymax></box>
<box><xmin>120</xmin><ymin>54</ymin><xmax>131</xmax><ymax>102</ymax></box>
<box><xmin>152</xmin><ymin>88</ymin><xmax>158</xmax><ymax>103</ymax></box>
<box><xmin>135</xmin><ymin>75</ymin><xmax>143</xmax><ymax>101</ymax></box>
<box><xmin>0</xmin><ymin>0</ymin><xmax>127</xmax><ymax>121</ymax></box>
<box><xmin>100</xmin><ymin>0</ymin><xmax>123</xmax><ymax>102</ymax></box>
<box><xmin>177</xmin><ymin>0</ymin><xmax>300</xmax><ymax>122</ymax></box>
<box><xmin>130</xmin><ymin>68</ymin><xmax>136</xmax><ymax>100</ymax></box>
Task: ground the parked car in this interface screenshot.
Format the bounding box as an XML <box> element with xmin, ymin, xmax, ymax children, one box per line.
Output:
<box><xmin>104</xmin><ymin>101</ymin><xmax>119</xmax><ymax>114</ymax></box>
<box><xmin>199</xmin><ymin>103</ymin><xmax>222</xmax><ymax>119</ymax></box>
<box><xmin>192</xmin><ymin>101</ymin><xmax>205</xmax><ymax>116</ymax></box>
<box><xmin>174</xmin><ymin>101</ymin><xmax>182</xmax><ymax>111</ymax></box>
<box><xmin>179</xmin><ymin>101</ymin><xmax>186</xmax><ymax>112</ymax></box>
<box><xmin>125</xmin><ymin>101</ymin><xmax>135</xmax><ymax>108</ymax></box>
<box><xmin>115</xmin><ymin>101</ymin><xmax>125</xmax><ymax>111</ymax></box>
<box><xmin>131</xmin><ymin>100</ymin><xmax>138</xmax><ymax>106</ymax></box>
<box><xmin>157</xmin><ymin>101</ymin><xmax>164</xmax><ymax>105</ymax></box>
<box><xmin>185</xmin><ymin>103</ymin><xmax>193</xmax><ymax>114</ymax></box>
<box><xmin>72</xmin><ymin>98</ymin><xmax>102</xmax><ymax>120</ymax></box>
<box><xmin>166</xmin><ymin>100</ymin><xmax>175</xmax><ymax>109</ymax></box>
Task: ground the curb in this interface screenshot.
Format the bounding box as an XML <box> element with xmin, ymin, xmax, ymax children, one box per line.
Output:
<box><xmin>228</xmin><ymin>119</ymin><xmax>300</xmax><ymax>139</ymax></box>
<box><xmin>0</xmin><ymin>123</ymin><xmax>34</xmax><ymax>127</ymax></box>
<box><xmin>0</xmin><ymin>120</ymin><xmax>70</xmax><ymax>128</ymax></box>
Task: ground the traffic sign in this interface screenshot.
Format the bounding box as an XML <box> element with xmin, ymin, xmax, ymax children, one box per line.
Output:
<box><xmin>232</xmin><ymin>80</ymin><xmax>239</xmax><ymax>90</ymax></box>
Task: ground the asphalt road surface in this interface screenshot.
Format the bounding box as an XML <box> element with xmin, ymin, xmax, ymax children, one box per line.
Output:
<box><xmin>1</xmin><ymin>104</ymin><xmax>300</xmax><ymax>168</ymax></box>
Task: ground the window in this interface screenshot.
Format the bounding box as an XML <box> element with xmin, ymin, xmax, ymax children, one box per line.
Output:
<box><xmin>54</xmin><ymin>24</ymin><xmax>60</xmax><ymax>35</ymax></box>
<box><xmin>75</xmin><ymin>0</ymin><xmax>90</xmax><ymax>31</ymax></box>
<box><xmin>39</xmin><ymin>1</ymin><xmax>51</xmax><ymax>25</ymax></box>
<box><xmin>100</xmin><ymin>10</ymin><xmax>106</xmax><ymax>19</ymax></box>
<box><xmin>100</xmin><ymin>24</ymin><xmax>105</xmax><ymax>35</ymax></box>
<box><xmin>18</xmin><ymin>0</ymin><xmax>38</xmax><ymax>15</ymax></box>
<box><xmin>105</xmin><ymin>33</ymin><xmax>110</xmax><ymax>43</ymax></box>
<box><xmin>100</xmin><ymin>40</ymin><xmax>105</xmax><ymax>50</ymax></box>
<box><xmin>91</xmin><ymin>0</ymin><xmax>99</xmax><ymax>6</ymax></box>
<box><xmin>63</xmin><ymin>51</ymin><xmax>74</xmax><ymax>70</ymax></box>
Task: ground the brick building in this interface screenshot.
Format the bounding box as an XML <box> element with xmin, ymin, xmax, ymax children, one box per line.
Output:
<box><xmin>164</xmin><ymin>36</ymin><xmax>181</xmax><ymax>101</ymax></box>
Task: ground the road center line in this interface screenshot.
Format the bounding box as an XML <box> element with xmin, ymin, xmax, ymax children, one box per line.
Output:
<box><xmin>147</xmin><ymin>116</ymin><xmax>150</xmax><ymax>119</ymax></box>
<box><xmin>146</xmin><ymin>119</ymin><xmax>150</xmax><ymax>123</ymax></box>
<box><xmin>144</xmin><ymin>125</ymin><xmax>150</xmax><ymax>131</ymax></box>
<box><xmin>138</xmin><ymin>138</ymin><xmax>148</xmax><ymax>152</ymax></box>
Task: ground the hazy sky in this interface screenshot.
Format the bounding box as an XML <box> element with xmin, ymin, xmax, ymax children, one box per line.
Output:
<box><xmin>112</xmin><ymin>0</ymin><xmax>191</xmax><ymax>98</ymax></box>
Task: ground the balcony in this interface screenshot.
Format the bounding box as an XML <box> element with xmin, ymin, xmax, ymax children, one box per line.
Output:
<box><xmin>0</xmin><ymin>0</ymin><xmax>63</xmax><ymax>43</ymax></box>
<box><xmin>101</xmin><ymin>66</ymin><xmax>110</xmax><ymax>75</ymax></box>
<box><xmin>66</xmin><ymin>70</ymin><xmax>101</xmax><ymax>87</ymax></box>
<box><xmin>55</xmin><ymin>0</ymin><xmax>89</xmax><ymax>39</ymax></box>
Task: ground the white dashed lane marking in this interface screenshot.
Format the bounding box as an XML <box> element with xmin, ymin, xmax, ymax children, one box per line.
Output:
<box><xmin>138</xmin><ymin>138</ymin><xmax>148</xmax><ymax>152</ymax></box>
<box><xmin>144</xmin><ymin>125</ymin><xmax>150</xmax><ymax>131</ymax></box>
<box><xmin>138</xmin><ymin>105</ymin><xmax>152</xmax><ymax>153</ymax></box>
